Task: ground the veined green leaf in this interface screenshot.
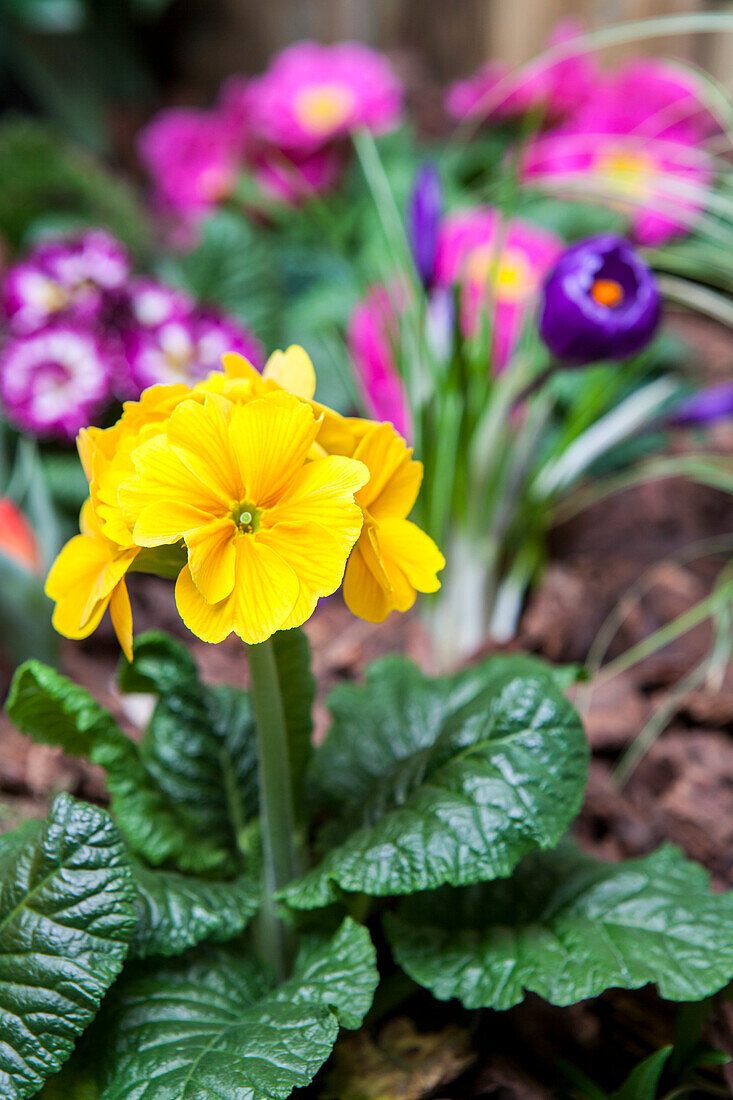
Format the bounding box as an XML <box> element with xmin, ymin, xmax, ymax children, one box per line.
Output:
<box><xmin>283</xmin><ymin>654</ymin><xmax>588</xmax><ymax>907</ymax></box>
<box><xmin>385</xmin><ymin>843</ymin><xmax>733</xmax><ymax>1010</ymax></box>
<box><xmin>0</xmin><ymin>794</ymin><xmax>136</xmax><ymax>1100</ymax></box>
<box><xmin>99</xmin><ymin>918</ymin><xmax>378</xmax><ymax>1100</ymax></box>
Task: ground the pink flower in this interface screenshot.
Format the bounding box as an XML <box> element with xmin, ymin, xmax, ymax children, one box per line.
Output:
<box><xmin>447</xmin><ymin>20</ymin><xmax>597</xmax><ymax>125</ymax></box>
<box><xmin>0</xmin><ymin>322</ymin><xmax>112</xmax><ymax>440</ymax></box>
<box><xmin>521</xmin><ymin>60</ymin><xmax>714</xmax><ymax>246</ymax></box>
<box><xmin>251</xmin><ymin>145</ymin><xmax>344</xmax><ymax>203</ymax></box>
<box><xmin>434</xmin><ymin>208</ymin><xmax>562</xmax><ymax>369</ymax></box>
<box><xmin>238</xmin><ymin>41</ymin><xmax>403</xmax><ymax>154</ymax></box>
<box><xmin>123</xmin><ymin>306</ymin><xmax>263</xmax><ymax>394</ymax></box>
<box><xmin>137</xmin><ymin>108</ymin><xmax>241</xmax><ymax>219</ymax></box>
<box><xmin>347</xmin><ymin>284</ymin><xmax>410</xmax><ymax>438</ymax></box>
<box><xmin>2</xmin><ymin>230</ymin><xmax>129</xmax><ymax>333</ymax></box>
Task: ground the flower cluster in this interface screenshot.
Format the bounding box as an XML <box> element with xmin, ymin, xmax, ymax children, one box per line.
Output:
<box><xmin>138</xmin><ymin>42</ymin><xmax>403</xmax><ymax>225</ymax></box>
<box><xmin>45</xmin><ymin>346</ymin><xmax>444</xmax><ymax>657</ymax></box>
<box><xmin>449</xmin><ymin>24</ymin><xmax>715</xmax><ymax>247</ymax></box>
<box><xmin>0</xmin><ymin>231</ymin><xmax>262</xmax><ymax>441</ymax></box>
<box><xmin>348</xmin><ymin>204</ymin><xmax>563</xmax><ymax>433</ymax></box>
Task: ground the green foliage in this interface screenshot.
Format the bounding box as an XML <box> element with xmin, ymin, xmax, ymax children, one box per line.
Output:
<box><xmin>99</xmin><ymin>918</ymin><xmax>378</xmax><ymax>1100</ymax></box>
<box><xmin>129</xmin><ymin>863</ymin><xmax>260</xmax><ymax>959</ymax></box>
<box><xmin>159</xmin><ymin>211</ymin><xmax>282</xmax><ymax>349</ymax></box>
<box><xmin>0</xmin><ymin>118</ymin><xmax>150</xmax><ymax>252</ymax></box>
<box><xmin>0</xmin><ymin>794</ymin><xmax>136</xmax><ymax>1100</ymax></box>
<box><xmin>0</xmin><ymin>552</ymin><xmax>57</xmax><ymax>668</ymax></box>
<box><xmin>385</xmin><ymin>843</ymin><xmax>733</xmax><ymax>1010</ymax></box>
<box><xmin>283</xmin><ymin>653</ymin><xmax>588</xmax><ymax>907</ymax></box>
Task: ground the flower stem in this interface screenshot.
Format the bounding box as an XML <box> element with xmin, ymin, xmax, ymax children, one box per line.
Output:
<box><xmin>246</xmin><ymin>636</ymin><xmax>298</xmax><ymax>981</ymax></box>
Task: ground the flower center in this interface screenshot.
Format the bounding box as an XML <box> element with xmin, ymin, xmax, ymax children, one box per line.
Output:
<box><xmin>294</xmin><ymin>83</ymin><xmax>355</xmax><ymax>136</ymax></box>
<box><xmin>232</xmin><ymin>502</ymin><xmax>261</xmax><ymax>534</ymax></box>
<box><xmin>595</xmin><ymin>149</ymin><xmax>656</xmax><ymax>199</ymax></box>
<box><xmin>590</xmin><ymin>278</ymin><xmax>624</xmax><ymax>308</ymax></box>
<box><xmin>465</xmin><ymin>244</ymin><xmax>536</xmax><ymax>302</ymax></box>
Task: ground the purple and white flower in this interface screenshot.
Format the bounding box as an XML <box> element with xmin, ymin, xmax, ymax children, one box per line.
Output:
<box><xmin>0</xmin><ymin>322</ymin><xmax>112</xmax><ymax>440</ymax></box>
<box><xmin>2</xmin><ymin>230</ymin><xmax>130</xmax><ymax>333</ymax></box>
<box><xmin>123</xmin><ymin>306</ymin><xmax>263</xmax><ymax>393</ymax></box>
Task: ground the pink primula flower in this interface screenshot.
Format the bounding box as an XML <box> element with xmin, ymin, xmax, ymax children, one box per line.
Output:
<box><xmin>239</xmin><ymin>41</ymin><xmax>403</xmax><ymax>153</ymax></box>
<box><xmin>347</xmin><ymin>284</ymin><xmax>411</xmax><ymax>438</ymax></box>
<box><xmin>521</xmin><ymin>59</ymin><xmax>715</xmax><ymax>245</ymax></box>
<box><xmin>434</xmin><ymin>208</ymin><xmax>562</xmax><ymax>368</ymax></box>
<box><xmin>137</xmin><ymin>108</ymin><xmax>241</xmax><ymax>218</ymax></box>
<box><xmin>447</xmin><ymin>20</ymin><xmax>597</xmax><ymax>125</ymax></box>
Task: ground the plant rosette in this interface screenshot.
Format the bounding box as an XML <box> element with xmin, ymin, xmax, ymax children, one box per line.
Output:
<box><xmin>2</xmin><ymin>347</ymin><xmax>733</xmax><ymax>1100</ymax></box>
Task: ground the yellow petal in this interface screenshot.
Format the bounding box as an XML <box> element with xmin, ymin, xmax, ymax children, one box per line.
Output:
<box><xmin>166</xmin><ymin>396</ymin><xmax>241</xmax><ymax>502</ymax></box>
<box><xmin>121</xmin><ymin>434</ymin><xmax>225</xmax><ymax>543</ymax></box>
<box><xmin>175</xmin><ymin>535</ymin><xmax>299</xmax><ymax>645</ymax></box>
<box><xmin>185</xmin><ymin>517</ymin><xmax>237</xmax><ymax>604</ymax></box>
<box><xmin>45</xmin><ymin>535</ymin><xmax>118</xmax><ymax>638</ymax></box>
<box><xmin>342</xmin><ymin>543</ymin><xmax>394</xmax><ymax>623</ymax></box>
<box><xmin>267</xmin><ymin>455</ymin><xmax>367</xmax><ymax>557</ymax></box>
<box><xmin>109</xmin><ymin>580</ymin><xmax>133</xmax><ymax>662</ymax></box>
<box><xmin>377</xmin><ymin>518</ymin><xmax>444</xmax><ymax>594</ymax></box>
<box><xmin>314</xmin><ymin>408</ymin><xmax>374</xmax><ymax>458</ymax></box>
<box><xmin>263</xmin><ymin>345</ymin><xmax>317</xmax><ymax>400</ymax></box>
<box><xmin>352</xmin><ymin>422</ymin><xmax>418</xmax><ymax>514</ymax></box>
<box><xmin>257</xmin><ymin>521</ymin><xmax>351</xmax><ymax>630</ymax></box>
<box><xmin>175</xmin><ymin>565</ymin><xmax>236</xmax><ymax>644</ymax></box>
<box><xmin>228</xmin><ymin>393</ymin><xmax>320</xmax><ymax>507</ymax></box>
<box><xmin>221</xmin><ymin>352</ymin><xmax>263</xmax><ymax>384</ymax></box>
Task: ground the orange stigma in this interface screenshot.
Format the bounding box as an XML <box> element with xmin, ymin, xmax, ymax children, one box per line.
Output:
<box><xmin>591</xmin><ymin>278</ymin><xmax>624</xmax><ymax>308</ymax></box>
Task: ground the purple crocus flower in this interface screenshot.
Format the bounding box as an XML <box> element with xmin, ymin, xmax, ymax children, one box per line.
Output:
<box><xmin>539</xmin><ymin>234</ymin><xmax>661</xmax><ymax>365</ymax></box>
<box><xmin>407</xmin><ymin>163</ymin><xmax>442</xmax><ymax>287</ymax></box>
<box><xmin>673</xmin><ymin>383</ymin><xmax>733</xmax><ymax>426</ymax></box>
<box><xmin>0</xmin><ymin>322</ymin><xmax>112</xmax><ymax>440</ymax></box>
<box><xmin>123</xmin><ymin>306</ymin><xmax>264</xmax><ymax>394</ymax></box>
<box><xmin>1</xmin><ymin>230</ymin><xmax>129</xmax><ymax>333</ymax></box>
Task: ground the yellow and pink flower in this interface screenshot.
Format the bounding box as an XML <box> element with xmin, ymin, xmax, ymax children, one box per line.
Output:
<box><xmin>434</xmin><ymin>208</ymin><xmax>563</xmax><ymax>368</ymax></box>
<box><xmin>521</xmin><ymin>60</ymin><xmax>714</xmax><ymax>246</ymax></box>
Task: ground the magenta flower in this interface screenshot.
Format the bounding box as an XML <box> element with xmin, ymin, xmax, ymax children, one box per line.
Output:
<box><xmin>0</xmin><ymin>322</ymin><xmax>112</xmax><ymax>440</ymax></box>
<box><xmin>123</xmin><ymin>306</ymin><xmax>263</xmax><ymax>394</ymax></box>
<box><xmin>434</xmin><ymin>207</ymin><xmax>562</xmax><ymax>369</ymax></box>
<box><xmin>252</xmin><ymin>145</ymin><xmax>344</xmax><ymax>203</ymax></box>
<box><xmin>521</xmin><ymin>60</ymin><xmax>714</xmax><ymax>246</ymax></box>
<box><xmin>2</xmin><ymin>230</ymin><xmax>129</xmax><ymax>333</ymax></box>
<box><xmin>447</xmin><ymin>20</ymin><xmax>597</xmax><ymax>125</ymax></box>
<box><xmin>122</xmin><ymin>277</ymin><xmax>193</xmax><ymax>329</ymax></box>
<box><xmin>347</xmin><ymin>283</ymin><xmax>411</xmax><ymax>438</ymax></box>
<box><xmin>237</xmin><ymin>41</ymin><xmax>403</xmax><ymax>154</ymax></box>
<box><xmin>137</xmin><ymin>108</ymin><xmax>241</xmax><ymax>219</ymax></box>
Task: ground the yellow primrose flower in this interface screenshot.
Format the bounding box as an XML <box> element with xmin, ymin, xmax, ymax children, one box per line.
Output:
<box><xmin>46</xmin><ymin>384</ymin><xmax>189</xmax><ymax>659</ymax></box>
<box><xmin>342</xmin><ymin>422</ymin><xmax>445</xmax><ymax>622</ymax></box>
<box><xmin>45</xmin><ymin>500</ymin><xmax>137</xmax><ymax>660</ymax></box>
<box><xmin>120</xmin><ymin>390</ymin><xmax>369</xmax><ymax>645</ymax></box>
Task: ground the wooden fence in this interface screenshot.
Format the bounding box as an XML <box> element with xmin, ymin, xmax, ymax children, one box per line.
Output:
<box><xmin>176</xmin><ymin>0</ymin><xmax>733</xmax><ymax>97</ymax></box>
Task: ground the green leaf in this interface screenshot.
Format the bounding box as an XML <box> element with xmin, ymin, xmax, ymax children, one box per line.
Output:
<box><xmin>0</xmin><ymin>793</ymin><xmax>137</xmax><ymax>1100</ymax></box>
<box><xmin>159</xmin><ymin>211</ymin><xmax>281</xmax><ymax>347</ymax></box>
<box><xmin>100</xmin><ymin>918</ymin><xmax>378</xmax><ymax>1100</ymax></box>
<box><xmin>611</xmin><ymin>1047</ymin><xmax>672</xmax><ymax>1100</ymax></box>
<box><xmin>5</xmin><ymin>646</ymin><xmax>253</xmax><ymax>873</ymax></box>
<box><xmin>37</xmin><ymin>1061</ymin><xmax>100</xmax><ymax>1100</ymax></box>
<box><xmin>129</xmin><ymin>862</ymin><xmax>260</xmax><ymax>959</ymax></box>
<box><xmin>0</xmin><ymin>117</ymin><xmax>150</xmax><ymax>252</ymax></box>
<box><xmin>283</xmin><ymin>654</ymin><xmax>588</xmax><ymax>908</ymax></box>
<box><xmin>0</xmin><ymin>554</ymin><xmax>57</xmax><ymax>669</ymax></box>
<box><xmin>384</xmin><ymin>843</ymin><xmax>733</xmax><ymax>1011</ymax></box>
